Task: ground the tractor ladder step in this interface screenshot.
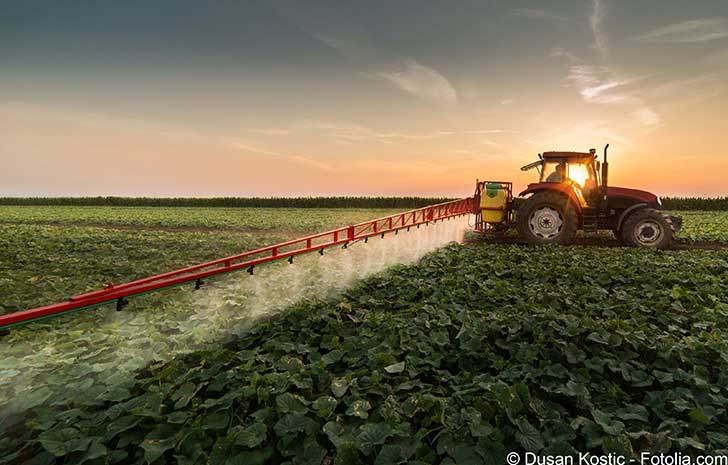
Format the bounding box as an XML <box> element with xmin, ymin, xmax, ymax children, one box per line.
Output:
<box><xmin>582</xmin><ymin>208</ymin><xmax>600</xmax><ymax>233</ymax></box>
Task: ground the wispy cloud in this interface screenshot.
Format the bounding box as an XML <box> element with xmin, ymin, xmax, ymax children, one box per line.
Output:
<box><xmin>633</xmin><ymin>108</ymin><xmax>661</xmax><ymax>126</ymax></box>
<box><xmin>549</xmin><ymin>48</ymin><xmax>582</xmax><ymax>63</ymax></box>
<box><xmin>283</xmin><ymin>121</ymin><xmax>506</xmax><ymax>143</ymax></box>
<box><xmin>224</xmin><ymin>138</ymin><xmax>334</xmax><ymax>171</ymax></box>
<box><xmin>565</xmin><ymin>66</ymin><xmax>643</xmax><ymax>104</ymax></box>
<box><xmin>512</xmin><ymin>8</ymin><xmax>568</xmax><ymax>22</ymax></box>
<box><xmin>562</xmin><ymin>66</ymin><xmax>659</xmax><ymax>126</ymax></box>
<box><xmin>590</xmin><ymin>0</ymin><xmax>608</xmax><ymax>58</ymax></box>
<box><xmin>289</xmin><ymin>13</ymin><xmax>458</xmax><ymax>105</ymax></box>
<box><xmin>635</xmin><ymin>17</ymin><xmax>728</xmax><ymax>43</ymax></box>
<box><xmin>369</xmin><ymin>59</ymin><xmax>458</xmax><ymax>105</ymax></box>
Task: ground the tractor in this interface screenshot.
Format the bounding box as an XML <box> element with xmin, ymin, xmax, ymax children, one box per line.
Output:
<box><xmin>474</xmin><ymin>145</ymin><xmax>682</xmax><ymax>248</ymax></box>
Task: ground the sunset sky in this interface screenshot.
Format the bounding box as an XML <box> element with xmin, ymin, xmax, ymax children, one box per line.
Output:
<box><xmin>2</xmin><ymin>1</ymin><xmax>728</xmax><ymax>197</ymax></box>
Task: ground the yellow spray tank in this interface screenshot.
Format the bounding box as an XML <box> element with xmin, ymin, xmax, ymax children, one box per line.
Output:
<box><xmin>473</xmin><ymin>180</ymin><xmax>514</xmax><ymax>233</ymax></box>
<box><xmin>479</xmin><ymin>182</ymin><xmax>509</xmax><ymax>223</ymax></box>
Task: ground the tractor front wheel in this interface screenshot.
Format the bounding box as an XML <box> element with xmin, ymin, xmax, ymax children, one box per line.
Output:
<box><xmin>516</xmin><ymin>192</ymin><xmax>578</xmax><ymax>245</ymax></box>
<box><xmin>621</xmin><ymin>208</ymin><xmax>673</xmax><ymax>249</ymax></box>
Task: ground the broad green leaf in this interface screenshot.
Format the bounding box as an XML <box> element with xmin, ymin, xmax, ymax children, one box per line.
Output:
<box><xmin>141</xmin><ymin>424</ymin><xmax>176</xmax><ymax>463</ymax></box>
<box><xmin>346</xmin><ymin>400</ymin><xmax>372</xmax><ymax>419</ymax></box>
<box><xmin>276</xmin><ymin>393</ymin><xmax>309</xmax><ymax>414</ymax></box>
<box><xmin>331</xmin><ymin>378</ymin><xmax>349</xmax><ymax>398</ymax></box>
<box><xmin>37</xmin><ymin>428</ymin><xmax>92</xmax><ymax>457</ymax></box>
<box><xmin>106</xmin><ymin>415</ymin><xmax>142</xmax><ymax>439</ymax></box>
<box><xmin>384</xmin><ymin>362</ymin><xmax>405</xmax><ymax>374</ymax></box>
<box><xmin>356</xmin><ymin>423</ymin><xmax>394</xmax><ymax>449</ymax></box>
<box><xmin>234</xmin><ymin>422</ymin><xmax>267</xmax><ymax>448</ymax></box>
<box><xmin>451</xmin><ymin>444</ymin><xmax>481</xmax><ymax>465</ymax></box>
<box><xmin>689</xmin><ymin>408</ymin><xmax>711</xmax><ymax>426</ymax></box>
<box><xmin>274</xmin><ymin>413</ymin><xmax>307</xmax><ymax>435</ymax></box>
<box><xmin>515</xmin><ymin>419</ymin><xmax>544</xmax><ymax>452</ymax></box>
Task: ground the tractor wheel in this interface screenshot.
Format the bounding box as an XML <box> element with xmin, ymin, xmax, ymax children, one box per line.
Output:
<box><xmin>516</xmin><ymin>192</ymin><xmax>578</xmax><ymax>245</ymax></box>
<box><xmin>621</xmin><ymin>208</ymin><xmax>673</xmax><ymax>249</ymax></box>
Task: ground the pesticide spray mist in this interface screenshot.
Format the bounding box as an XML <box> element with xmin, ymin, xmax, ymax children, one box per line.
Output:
<box><xmin>0</xmin><ymin>217</ymin><xmax>469</xmax><ymax>413</ymax></box>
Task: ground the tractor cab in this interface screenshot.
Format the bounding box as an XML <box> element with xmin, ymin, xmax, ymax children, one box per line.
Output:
<box><xmin>521</xmin><ymin>149</ymin><xmax>601</xmax><ymax>205</ymax></box>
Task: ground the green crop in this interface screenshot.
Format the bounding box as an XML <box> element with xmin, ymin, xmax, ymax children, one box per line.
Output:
<box><xmin>0</xmin><ymin>206</ymin><xmax>399</xmax><ymax>232</ymax></box>
<box><xmin>0</xmin><ymin>224</ymin><xmax>292</xmax><ymax>315</ymax></box>
<box><xmin>671</xmin><ymin>211</ymin><xmax>728</xmax><ymax>243</ymax></box>
<box><xmin>3</xmin><ymin>243</ymin><xmax>728</xmax><ymax>464</ymax></box>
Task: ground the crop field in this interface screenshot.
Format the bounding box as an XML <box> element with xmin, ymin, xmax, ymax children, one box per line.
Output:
<box><xmin>0</xmin><ymin>206</ymin><xmax>400</xmax><ymax>233</ymax></box>
<box><xmin>1</xmin><ymin>206</ymin><xmax>728</xmax><ymax>464</ymax></box>
<box><xmin>670</xmin><ymin>211</ymin><xmax>728</xmax><ymax>243</ymax></box>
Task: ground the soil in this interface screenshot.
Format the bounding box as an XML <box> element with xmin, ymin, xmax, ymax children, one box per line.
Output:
<box><xmin>465</xmin><ymin>234</ymin><xmax>728</xmax><ymax>251</ymax></box>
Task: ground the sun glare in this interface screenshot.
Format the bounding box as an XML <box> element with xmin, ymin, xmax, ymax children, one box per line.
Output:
<box><xmin>568</xmin><ymin>164</ymin><xmax>589</xmax><ymax>187</ymax></box>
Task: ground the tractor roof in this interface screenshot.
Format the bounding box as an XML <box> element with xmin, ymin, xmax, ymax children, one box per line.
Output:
<box><xmin>542</xmin><ymin>151</ymin><xmax>595</xmax><ymax>160</ymax></box>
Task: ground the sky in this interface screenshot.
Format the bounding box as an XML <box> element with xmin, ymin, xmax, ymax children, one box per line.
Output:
<box><xmin>2</xmin><ymin>0</ymin><xmax>728</xmax><ymax>197</ymax></box>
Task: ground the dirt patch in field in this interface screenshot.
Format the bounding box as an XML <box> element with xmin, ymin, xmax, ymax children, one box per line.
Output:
<box><xmin>465</xmin><ymin>234</ymin><xmax>728</xmax><ymax>251</ymax></box>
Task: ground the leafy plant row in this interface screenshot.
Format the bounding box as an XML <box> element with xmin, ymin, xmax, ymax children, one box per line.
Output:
<box><xmin>0</xmin><ymin>207</ymin><xmax>399</xmax><ymax>234</ymax></box>
<box><xmin>3</xmin><ymin>244</ymin><xmax>728</xmax><ymax>464</ymax></box>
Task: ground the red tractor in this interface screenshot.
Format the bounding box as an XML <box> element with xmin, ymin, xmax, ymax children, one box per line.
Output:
<box><xmin>474</xmin><ymin>145</ymin><xmax>682</xmax><ymax>248</ymax></box>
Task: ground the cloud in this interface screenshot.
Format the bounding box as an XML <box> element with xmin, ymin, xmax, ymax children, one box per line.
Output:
<box><xmin>369</xmin><ymin>60</ymin><xmax>458</xmax><ymax>104</ymax></box>
<box><xmin>274</xmin><ymin>7</ymin><xmax>458</xmax><ymax>106</ymax></box>
<box><xmin>512</xmin><ymin>8</ymin><xmax>568</xmax><ymax>22</ymax></box>
<box><xmin>590</xmin><ymin>0</ymin><xmax>608</xmax><ymax>58</ymax></box>
<box><xmin>565</xmin><ymin>66</ymin><xmax>644</xmax><ymax>104</ymax></box>
<box><xmin>549</xmin><ymin>48</ymin><xmax>582</xmax><ymax>63</ymax></box>
<box><xmin>634</xmin><ymin>17</ymin><xmax>728</xmax><ymax>44</ymax></box>
<box><xmin>223</xmin><ymin>138</ymin><xmax>333</xmax><ymax>172</ymax></box>
<box><xmin>633</xmin><ymin>108</ymin><xmax>661</xmax><ymax>126</ymax></box>
<box><xmin>294</xmin><ymin>120</ymin><xmax>505</xmax><ymax>143</ymax></box>
<box><xmin>562</xmin><ymin>66</ymin><xmax>660</xmax><ymax>128</ymax></box>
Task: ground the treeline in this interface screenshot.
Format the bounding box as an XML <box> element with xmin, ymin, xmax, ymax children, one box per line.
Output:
<box><xmin>0</xmin><ymin>196</ymin><xmax>456</xmax><ymax>209</ymax></box>
<box><xmin>660</xmin><ymin>197</ymin><xmax>728</xmax><ymax>211</ymax></box>
<box><xmin>0</xmin><ymin>196</ymin><xmax>725</xmax><ymax>210</ymax></box>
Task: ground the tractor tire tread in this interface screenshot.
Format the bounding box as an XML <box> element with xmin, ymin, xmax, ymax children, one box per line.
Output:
<box><xmin>516</xmin><ymin>191</ymin><xmax>578</xmax><ymax>245</ymax></box>
<box><xmin>621</xmin><ymin>207</ymin><xmax>674</xmax><ymax>249</ymax></box>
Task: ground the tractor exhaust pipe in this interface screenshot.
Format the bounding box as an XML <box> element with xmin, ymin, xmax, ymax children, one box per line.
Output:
<box><xmin>601</xmin><ymin>144</ymin><xmax>609</xmax><ymax>203</ymax></box>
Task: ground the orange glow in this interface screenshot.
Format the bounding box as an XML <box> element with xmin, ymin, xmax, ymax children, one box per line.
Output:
<box><xmin>567</xmin><ymin>164</ymin><xmax>589</xmax><ymax>187</ymax></box>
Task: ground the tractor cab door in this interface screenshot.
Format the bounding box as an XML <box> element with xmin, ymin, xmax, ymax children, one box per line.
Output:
<box><xmin>571</xmin><ymin>161</ymin><xmax>600</xmax><ymax>206</ymax></box>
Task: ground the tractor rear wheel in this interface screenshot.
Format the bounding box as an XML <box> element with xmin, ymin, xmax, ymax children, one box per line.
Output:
<box><xmin>621</xmin><ymin>208</ymin><xmax>673</xmax><ymax>249</ymax></box>
<box><xmin>516</xmin><ymin>192</ymin><xmax>578</xmax><ymax>245</ymax></box>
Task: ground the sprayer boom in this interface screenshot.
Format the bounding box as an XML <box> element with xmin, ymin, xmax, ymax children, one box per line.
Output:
<box><xmin>0</xmin><ymin>198</ymin><xmax>475</xmax><ymax>331</ymax></box>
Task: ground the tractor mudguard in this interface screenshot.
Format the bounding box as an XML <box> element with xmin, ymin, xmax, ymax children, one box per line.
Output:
<box><xmin>518</xmin><ymin>183</ymin><xmax>584</xmax><ymax>212</ymax></box>
<box><xmin>616</xmin><ymin>203</ymin><xmax>647</xmax><ymax>231</ymax></box>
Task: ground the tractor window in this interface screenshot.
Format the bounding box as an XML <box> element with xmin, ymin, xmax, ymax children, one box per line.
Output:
<box><xmin>566</xmin><ymin>163</ymin><xmax>589</xmax><ymax>187</ymax></box>
<box><xmin>542</xmin><ymin>162</ymin><xmax>565</xmax><ymax>183</ymax></box>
